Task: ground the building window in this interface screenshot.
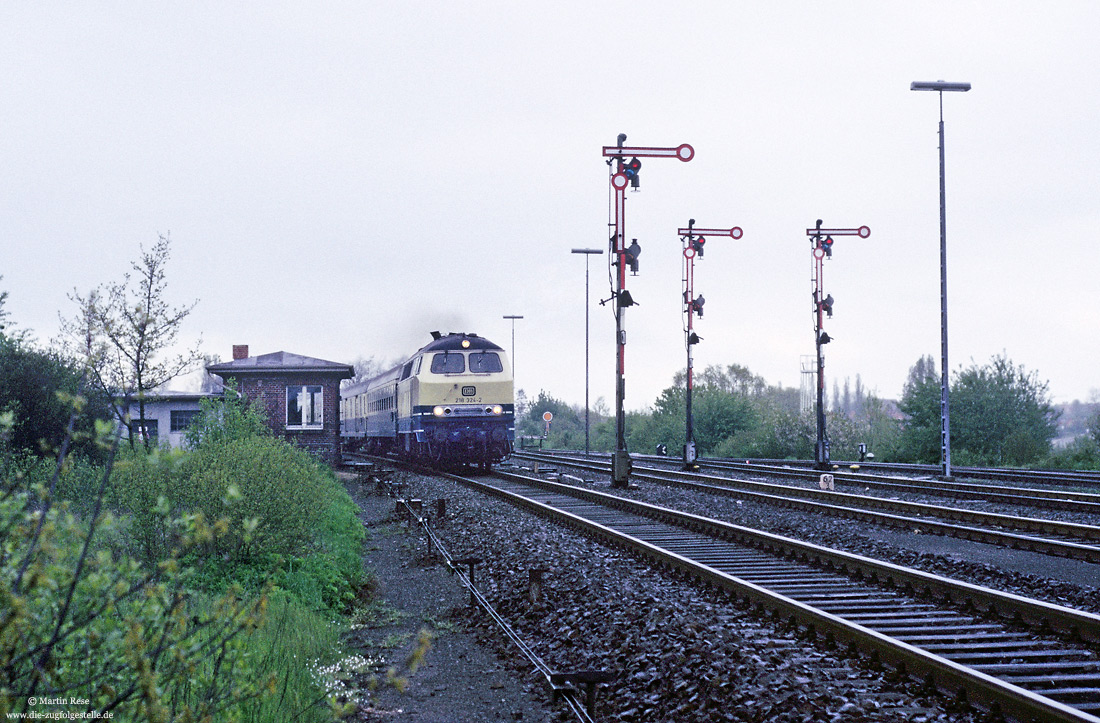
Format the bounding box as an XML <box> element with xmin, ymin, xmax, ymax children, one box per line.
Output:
<box><xmin>135</xmin><ymin>419</ymin><xmax>159</xmax><ymax>443</ymax></box>
<box><xmin>287</xmin><ymin>385</ymin><xmax>323</xmax><ymax>429</ymax></box>
<box><xmin>170</xmin><ymin>410</ymin><xmax>202</xmax><ymax>432</ymax></box>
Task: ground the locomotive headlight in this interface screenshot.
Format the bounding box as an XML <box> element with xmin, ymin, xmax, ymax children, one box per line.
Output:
<box><xmin>433</xmin><ymin>406</ymin><xmax>445</xmax><ymax>416</ymax></box>
<box><xmin>491</xmin><ymin>405</ymin><xmax>503</xmax><ymax>415</ymax></box>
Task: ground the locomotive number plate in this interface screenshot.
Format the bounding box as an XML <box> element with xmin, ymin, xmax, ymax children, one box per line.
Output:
<box><xmin>461</xmin><ymin>386</ymin><xmax>476</xmax><ymax>396</ymax></box>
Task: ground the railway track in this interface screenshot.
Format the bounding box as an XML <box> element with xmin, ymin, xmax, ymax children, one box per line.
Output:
<box><xmin>515</xmin><ymin>452</ymin><xmax>1100</xmax><ymax>566</ymax></box>
<box><xmin>447</xmin><ymin>467</ymin><xmax>1100</xmax><ymax>722</ymax></box>
<box><xmin>586</xmin><ymin>451</ymin><xmax>1100</xmax><ymax>513</ymax></box>
<box><xmin>716</xmin><ymin>456</ymin><xmax>1100</xmax><ymax>491</ymax></box>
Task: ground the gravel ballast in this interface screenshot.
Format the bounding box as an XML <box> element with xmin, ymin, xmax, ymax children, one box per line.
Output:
<box><xmin>343</xmin><ymin>469</ymin><xmax>985</xmax><ymax>723</ymax></box>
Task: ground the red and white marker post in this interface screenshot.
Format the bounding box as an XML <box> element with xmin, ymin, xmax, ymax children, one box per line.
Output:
<box><xmin>678</xmin><ymin>220</ymin><xmax>742</xmax><ymax>470</ymax></box>
<box><xmin>805</xmin><ymin>220</ymin><xmax>871</xmax><ymax>469</ymax></box>
<box><xmin>600</xmin><ymin>137</ymin><xmax>694</xmax><ymax>487</ymax></box>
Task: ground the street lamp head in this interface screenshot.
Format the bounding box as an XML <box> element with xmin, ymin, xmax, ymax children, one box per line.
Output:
<box><xmin>911</xmin><ymin>80</ymin><xmax>971</xmax><ymax>92</ymax></box>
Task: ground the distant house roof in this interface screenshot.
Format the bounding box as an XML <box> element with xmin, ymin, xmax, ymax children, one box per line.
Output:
<box><xmin>207</xmin><ymin>351</ymin><xmax>354</xmax><ymax>378</ymax></box>
<box><xmin>121</xmin><ymin>390</ymin><xmax>223</xmax><ymax>405</ymax></box>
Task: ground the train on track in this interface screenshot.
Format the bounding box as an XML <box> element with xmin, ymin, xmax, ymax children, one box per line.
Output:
<box><xmin>339</xmin><ymin>332</ymin><xmax>515</xmax><ymax>467</ymax></box>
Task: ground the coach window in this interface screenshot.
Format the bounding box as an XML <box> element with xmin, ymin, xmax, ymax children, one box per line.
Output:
<box><xmin>468</xmin><ymin>352</ymin><xmax>503</xmax><ymax>373</ymax></box>
<box><xmin>430</xmin><ymin>352</ymin><xmax>465</xmax><ymax>374</ymax></box>
<box><xmin>287</xmin><ymin>385</ymin><xmax>323</xmax><ymax>429</ymax></box>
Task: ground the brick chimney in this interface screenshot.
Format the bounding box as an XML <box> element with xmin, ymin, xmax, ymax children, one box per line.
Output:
<box><xmin>232</xmin><ymin>345</ymin><xmax>249</xmax><ymax>360</ymax></box>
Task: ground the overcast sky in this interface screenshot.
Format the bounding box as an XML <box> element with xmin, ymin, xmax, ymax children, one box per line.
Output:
<box><xmin>3</xmin><ymin>2</ymin><xmax>1098</xmax><ymax>412</ymax></box>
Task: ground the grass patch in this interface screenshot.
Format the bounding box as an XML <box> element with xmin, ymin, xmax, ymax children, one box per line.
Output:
<box><xmin>238</xmin><ymin>590</ymin><xmax>351</xmax><ymax>723</ymax></box>
<box><xmin>351</xmin><ymin>599</ymin><xmax>408</xmax><ymax>629</ymax></box>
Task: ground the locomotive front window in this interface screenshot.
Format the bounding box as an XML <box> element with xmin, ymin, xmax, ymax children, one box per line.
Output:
<box><xmin>430</xmin><ymin>352</ymin><xmax>465</xmax><ymax>374</ymax></box>
<box><xmin>468</xmin><ymin>352</ymin><xmax>503</xmax><ymax>373</ymax></box>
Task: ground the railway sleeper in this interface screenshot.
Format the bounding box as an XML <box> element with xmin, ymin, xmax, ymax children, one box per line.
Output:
<box><xmin>473</xmin><ymin>469</ymin><xmax>1100</xmax><ymax>722</ymax></box>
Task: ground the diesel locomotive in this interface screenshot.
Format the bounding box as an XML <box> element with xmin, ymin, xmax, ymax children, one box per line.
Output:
<box><xmin>339</xmin><ymin>332</ymin><xmax>515</xmax><ymax>467</ymax></box>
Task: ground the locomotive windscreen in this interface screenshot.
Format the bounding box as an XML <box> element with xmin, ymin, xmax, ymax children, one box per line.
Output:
<box><xmin>430</xmin><ymin>352</ymin><xmax>465</xmax><ymax>374</ymax></box>
<box><xmin>468</xmin><ymin>352</ymin><xmax>503</xmax><ymax>373</ymax></box>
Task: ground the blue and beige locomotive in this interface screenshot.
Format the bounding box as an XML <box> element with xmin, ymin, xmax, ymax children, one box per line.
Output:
<box><xmin>340</xmin><ymin>332</ymin><xmax>514</xmax><ymax>467</ymax></box>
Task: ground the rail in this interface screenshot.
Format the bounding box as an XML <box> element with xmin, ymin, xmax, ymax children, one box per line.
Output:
<box><xmin>363</xmin><ymin>462</ymin><xmax>600</xmax><ymax>722</ymax></box>
<box><xmin>515</xmin><ymin>451</ymin><xmax>1100</xmax><ymax>564</ymax></box>
<box><xmin>451</xmin><ymin>468</ymin><xmax>1100</xmax><ymax>722</ymax></box>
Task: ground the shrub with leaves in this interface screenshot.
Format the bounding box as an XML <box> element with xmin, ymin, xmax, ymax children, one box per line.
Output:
<box><xmin>176</xmin><ymin>437</ymin><xmax>334</xmax><ymax>563</ymax></box>
<box><xmin>0</xmin><ymin>409</ymin><xmax>275</xmax><ymax>721</ymax></box>
<box><xmin>183</xmin><ymin>382</ymin><xmax>271</xmax><ymax>449</ymax></box>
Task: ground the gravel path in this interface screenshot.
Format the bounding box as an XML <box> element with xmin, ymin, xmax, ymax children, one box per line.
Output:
<box><xmin>342</xmin><ymin>475</ymin><xmax>555</xmax><ymax>722</ymax></box>
<box><xmin>342</xmin><ymin>469</ymin><xmax>983</xmax><ymax>723</ymax></box>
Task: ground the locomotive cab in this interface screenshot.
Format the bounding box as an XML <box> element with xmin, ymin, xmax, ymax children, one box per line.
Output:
<box><xmin>342</xmin><ymin>332</ymin><xmax>514</xmax><ymax>467</ymax></box>
<box><xmin>408</xmin><ymin>334</ymin><xmax>514</xmax><ymax>466</ymax></box>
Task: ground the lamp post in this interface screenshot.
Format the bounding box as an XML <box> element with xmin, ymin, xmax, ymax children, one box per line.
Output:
<box><xmin>502</xmin><ymin>315</ymin><xmax>523</xmax><ymax>379</ymax></box>
<box><xmin>911</xmin><ymin>79</ymin><xmax>970</xmax><ymax>480</ymax></box>
<box><xmin>571</xmin><ymin>248</ymin><xmax>603</xmax><ymax>456</ymax></box>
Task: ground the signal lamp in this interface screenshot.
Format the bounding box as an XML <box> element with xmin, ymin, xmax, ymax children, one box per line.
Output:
<box><xmin>819</xmin><ymin>331</ymin><xmax>833</xmax><ymax>345</ymax></box>
<box><xmin>624</xmin><ymin>157</ymin><xmax>641</xmax><ymax>188</ymax></box>
<box><xmin>822</xmin><ymin>235</ymin><xmax>834</xmax><ymax>257</ymax></box>
<box><xmin>688</xmin><ymin>332</ymin><xmax>702</xmax><ymax>345</ymax></box>
<box><xmin>820</xmin><ymin>294</ymin><xmax>834</xmax><ymax>318</ymax></box>
<box><xmin>691</xmin><ymin>236</ymin><xmax>706</xmax><ymax>256</ymax></box>
<box><xmin>618</xmin><ymin>289</ymin><xmax>638</xmax><ymax>308</ymax></box>
<box><xmin>690</xmin><ymin>294</ymin><xmax>705</xmax><ymax>317</ymax></box>
<box><xmin>624</xmin><ymin>239</ymin><xmax>641</xmax><ymax>274</ymax></box>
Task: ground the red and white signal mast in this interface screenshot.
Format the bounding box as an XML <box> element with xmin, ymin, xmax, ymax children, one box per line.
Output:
<box><xmin>602</xmin><ymin>134</ymin><xmax>694</xmax><ymax>487</ymax></box>
<box><xmin>807</xmin><ymin>219</ymin><xmax>870</xmax><ymax>470</ymax></box>
<box><xmin>679</xmin><ymin>218</ymin><xmax>742</xmax><ymax>470</ymax></box>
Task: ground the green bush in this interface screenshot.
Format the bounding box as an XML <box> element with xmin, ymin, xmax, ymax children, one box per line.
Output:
<box><xmin>176</xmin><ymin>437</ymin><xmax>327</xmax><ymax>562</ymax></box>
<box><xmin>98</xmin><ymin>434</ymin><xmax>366</xmax><ymax>613</ymax></box>
<box><xmin>2</xmin><ymin>389</ymin><xmax>370</xmax><ymax>721</ymax></box>
<box><xmin>0</xmin><ymin>458</ymin><xmax>273</xmax><ymax>720</ymax></box>
<box><xmin>184</xmin><ymin>384</ymin><xmax>271</xmax><ymax>449</ymax></box>
<box><xmin>104</xmin><ymin>446</ymin><xmax>182</xmax><ymax>562</ymax></box>
<box><xmin>1040</xmin><ymin>437</ymin><xmax>1100</xmax><ymax>471</ymax></box>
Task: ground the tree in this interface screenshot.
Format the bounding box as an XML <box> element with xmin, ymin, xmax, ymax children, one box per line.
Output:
<box><xmin>0</xmin><ymin>284</ymin><xmax>111</xmax><ymax>459</ymax></box>
<box><xmin>346</xmin><ymin>354</ymin><xmax>390</xmax><ymax>386</ymax></box>
<box><xmin>517</xmin><ymin>390</ymin><xmax>584</xmax><ymax>448</ymax></box>
<box><xmin>853</xmin><ymin>374</ymin><xmax>866</xmax><ymax>419</ymax></box>
<box><xmin>633</xmin><ymin>366</ymin><xmax>761</xmax><ymax>457</ymax></box>
<box><xmin>897</xmin><ymin>355</ymin><xmax>941</xmax><ymax>463</ymax></box>
<box><xmin>951</xmin><ymin>353</ymin><xmax>1059</xmax><ymax>465</ymax></box>
<box><xmin>0</xmin><ymin>277</ymin><xmax>11</xmax><ymax>337</ymax></box>
<box><xmin>60</xmin><ymin>234</ymin><xmax>201</xmax><ymax>448</ymax></box>
<box><xmin>861</xmin><ymin>393</ymin><xmax>903</xmax><ymax>460</ymax></box>
<box><xmin>692</xmin><ymin>363</ymin><xmax>768</xmax><ymax>397</ymax></box>
<box><xmin>898</xmin><ymin>353</ymin><xmax>1060</xmax><ymax>466</ymax></box>
<box><xmin>0</xmin><ymin>335</ymin><xmax>110</xmax><ymax>458</ymax></box>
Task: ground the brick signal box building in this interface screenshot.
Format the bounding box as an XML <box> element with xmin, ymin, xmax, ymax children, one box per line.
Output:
<box><xmin>206</xmin><ymin>345</ymin><xmax>354</xmax><ymax>466</ymax></box>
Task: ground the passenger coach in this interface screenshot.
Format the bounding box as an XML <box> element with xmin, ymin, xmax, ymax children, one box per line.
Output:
<box><xmin>340</xmin><ymin>332</ymin><xmax>514</xmax><ymax>467</ymax></box>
